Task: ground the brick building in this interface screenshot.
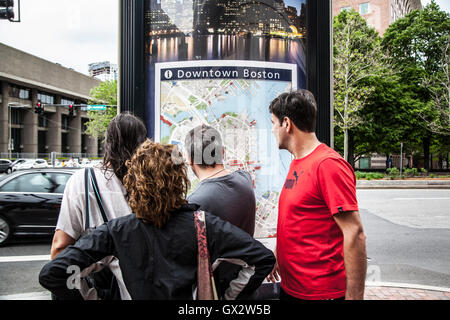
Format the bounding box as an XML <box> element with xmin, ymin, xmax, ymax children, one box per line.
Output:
<box><xmin>0</xmin><ymin>42</ymin><xmax>103</xmax><ymax>158</ymax></box>
<box><xmin>332</xmin><ymin>0</ymin><xmax>423</xmax><ymax>35</ymax></box>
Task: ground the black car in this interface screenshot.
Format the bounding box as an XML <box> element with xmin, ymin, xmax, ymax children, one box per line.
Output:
<box><xmin>0</xmin><ymin>159</ymin><xmax>12</xmax><ymax>173</ymax></box>
<box><xmin>0</xmin><ymin>168</ymin><xmax>78</xmax><ymax>245</ymax></box>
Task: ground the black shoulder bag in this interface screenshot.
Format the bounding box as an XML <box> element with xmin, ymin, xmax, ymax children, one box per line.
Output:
<box><xmin>83</xmin><ymin>167</ymin><xmax>121</xmax><ymax>300</ymax></box>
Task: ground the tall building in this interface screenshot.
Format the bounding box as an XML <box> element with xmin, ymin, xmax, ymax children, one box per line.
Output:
<box><xmin>332</xmin><ymin>0</ymin><xmax>422</xmax><ymax>35</ymax></box>
<box><xmin>88</xmin><ymin>61</ymin><xmax>118</xmax><ymax>82</ymax></box>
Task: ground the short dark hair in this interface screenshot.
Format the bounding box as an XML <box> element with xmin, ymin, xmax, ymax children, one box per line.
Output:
<box><xmin>269</xmin><ymin>89</ymin><xmax>317</xmax><ymax>132</ymax></box>
<box><xmin>102</xmin><ymin>112</ymin><xmax>148</xmax><ymax>182</ymax></box>
<box><xmin>185</xmin><ymin>124</ymin><xmax>223</xmax><ymax>168</ymax></box>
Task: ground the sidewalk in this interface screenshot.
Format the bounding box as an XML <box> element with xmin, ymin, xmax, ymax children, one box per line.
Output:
<box><xmin>1</xmin><ymin>283</ymin><xmax>449</xmax><ymax>300</ymax></box>
<box><xmin>357</xmin><ymin>179</ymin><xmax>450</xmax><ymax>189</ymax></box>
<box><xmin>364</xmin><ymin>282</ymin><xmax>450</xmax><ymax>300</ymax></box>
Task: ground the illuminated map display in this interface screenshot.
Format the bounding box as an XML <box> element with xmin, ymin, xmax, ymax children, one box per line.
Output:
<box><xmin>155</xmin><ymin>60</ymin><xmax>297</xmax><ymax>238</ymax></box>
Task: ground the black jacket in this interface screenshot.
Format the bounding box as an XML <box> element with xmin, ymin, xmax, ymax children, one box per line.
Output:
<box><xmin>39</xmin><ymin>204</ymin><xmax>275</xmax><ymax>300</ymax></box>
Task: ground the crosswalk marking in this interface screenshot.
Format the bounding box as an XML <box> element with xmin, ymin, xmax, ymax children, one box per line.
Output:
<box><xmin>0</xmin><ymin>255</ymin><xmax>50</xmax><ymax>263</ymax></box>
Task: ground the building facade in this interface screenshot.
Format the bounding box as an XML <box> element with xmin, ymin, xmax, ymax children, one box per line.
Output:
<box><xmin>88</xmin><ymin>61</ymin><xmax>118</xmax><ymax>82</ymax></box>
<box><xmin>0</xmin><ymin>42</ymin><xmax>103</xmax><ymax>158</ymax></box>
<box><xmin>332</xmin><ymin>0</ymin><xmax>422</xmax><ymax>35</ymax></box>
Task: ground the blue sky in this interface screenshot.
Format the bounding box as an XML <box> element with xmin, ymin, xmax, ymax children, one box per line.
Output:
<box><xmin>283</xmin><ymin>0</ymin><xmax>306</xmax><ymax>16</ymax></box>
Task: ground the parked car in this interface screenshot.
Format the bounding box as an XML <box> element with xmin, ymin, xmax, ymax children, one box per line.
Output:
<box><xmin>12</xmin><ymin>159</ymin><xmax>49</xmax><ymax>172</ymax></box>
<box><xmin>0</xmin><ymin>159</ymin><xmax>12</xmax><ymax>173</ymax></box>
<box><xmin>0</xmin><ymin>168</ymin><xmax>78</xmax><ymax>245</ymax></box>
<box><xmin>6</xmin><ymin>159</ymin><xmax>27</xmax><ymax>174</ymax></box>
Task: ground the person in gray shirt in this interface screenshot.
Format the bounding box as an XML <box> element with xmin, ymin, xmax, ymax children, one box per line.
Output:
<box><xmin>185</xmin><ymin>124</ymin><xmax>257</xmax><ymax>299</ymax></box>
<box><xmin>185</xmin><ymin>124</ymin><xmax>256</xmax><ymax>235</ymax></box>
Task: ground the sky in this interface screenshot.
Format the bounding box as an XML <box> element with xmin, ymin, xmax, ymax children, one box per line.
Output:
<box><xmin>0</xmin><ymin>0</ymin><xmax>118</xmax><ymax>75</ymax></box>
<box><xmin>0</xmin><ymin>0</ymin><xmax>448</xmax><ymax>76</ymax></box>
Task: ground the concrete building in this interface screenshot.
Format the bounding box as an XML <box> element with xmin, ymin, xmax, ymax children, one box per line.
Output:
<box><xmin>88</xmin><ymin>61</ymin><xmax>118</xmax><ymax>82</ymax></box>
<box><xmin>332</xmin><ymin>0</ymin><xmax>422</xmax><ymax>35</ymax></box>
<box><xmin>0</xmin><ymin>42</ymin><xmax>102</xmax><ymax>158</ymax></box>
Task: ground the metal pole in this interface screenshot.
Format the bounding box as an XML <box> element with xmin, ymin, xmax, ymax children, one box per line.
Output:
<box><xmin>400</xmin><ymin>142</ymin><xmax>403</xmax><ymax>177</ymax></box>
<box><xmin>8</xmin><ymin>105</ymin><xmax>11</xmax><ymax>160</ymax></box>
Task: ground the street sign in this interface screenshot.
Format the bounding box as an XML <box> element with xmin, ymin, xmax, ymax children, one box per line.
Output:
<box><xmin>87</xmin><ymin>105</ymin><xmax>107</xmax><ymax>111</ymax></box>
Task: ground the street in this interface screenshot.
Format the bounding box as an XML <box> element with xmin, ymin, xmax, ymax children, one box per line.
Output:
<box><xmin>358</xmin><ymin>189</ymin><xmax>450</xmax><ymax>288</ymax></box>
<box><xmin>0</xmin><ymin>188</ymin><xmax>449</xmax><ymax>299</ymax></box>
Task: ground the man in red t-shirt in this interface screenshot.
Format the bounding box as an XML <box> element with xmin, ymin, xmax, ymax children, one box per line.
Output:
<box><xmin>267</xmin><ymin>90</ymin><xmax>367</xmax><ymax>300</ymax></box>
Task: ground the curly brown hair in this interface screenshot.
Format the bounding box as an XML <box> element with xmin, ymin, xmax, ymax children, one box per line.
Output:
<box><xmin>123</xmin><ymin>139</ymin><xmax>190</xmax><ymax>228</ymax></box>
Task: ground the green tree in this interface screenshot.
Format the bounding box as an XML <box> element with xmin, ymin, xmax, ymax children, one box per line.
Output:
<box><xmin>333</xmin><ymin>9</ymin><xmax>385</xmax><ymax>162</ymax></box>
<box><xmin>382</xmin><ymin>1</ymin><xmax>450</xmax><ymax>169</ymax></box>
<box><xmin>420</xmin><ymin>35</ymin><xmax>450</xmax><ymax>135</ymax></box>
<box><xmin>85</xmin><ymin>80</ymin><xmax>118</xmax><ymax>138</ymax></box>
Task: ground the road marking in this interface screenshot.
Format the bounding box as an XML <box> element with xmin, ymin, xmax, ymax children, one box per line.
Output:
<box><xmin>393</xmin><ymin>198</ymin><xmax>450</xmax><ymax>200</ymax></box>
<box><xmin>0</xmin><ymin>291</ymin><xmax>51</xmax><ymax>300</ymax></box>
<box><xmin>0</xmin><ymin>255</ymin><xmax>50</xmax><ymax>263</ymax></box>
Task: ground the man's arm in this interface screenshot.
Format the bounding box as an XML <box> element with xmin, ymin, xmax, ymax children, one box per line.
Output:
<box><xmin>40</xmin><ymin>224</ymin><xmax>114</xmax><ymax>300</ymax></box>
<box><xmin>333</xmin><ymin>211</ymin><xmax>367</xmax><ymax>300</ymax></box>
<box><xmin>266</xmin><ymin>246</ymin><xmax>279</xmax><ymax>283</ymax></box>
<box><xmin>50</xmin><ymin>230</ymin><xmax>76</xmax><ymax>260</ymax></box>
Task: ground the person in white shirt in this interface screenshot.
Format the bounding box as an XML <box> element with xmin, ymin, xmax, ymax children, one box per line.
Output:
<box><xmin>50</xmin><ymin>112</ymin><xmax>147</xmax><ymax>258</ymax></box>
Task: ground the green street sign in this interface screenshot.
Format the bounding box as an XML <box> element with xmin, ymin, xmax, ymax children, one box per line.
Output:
<box><xmin>87</xmin><ymin>105</ymin><xmax>107</xmax><ymax>110</ymax></box>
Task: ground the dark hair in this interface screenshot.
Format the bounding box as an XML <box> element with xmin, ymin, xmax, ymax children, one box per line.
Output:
<box><xmin>102</xmin><ymin>112</ymin><xmax>147</xmax><ymax>182</ymax></box>
<box><xmin>184</xmin><ymin>124</ymin><xmax>223</xmax><ymax>168</ymax></box>
<box><xmin>123</xmin><ymin>140</ymin><xmax>190</xmax><ymax>228</ymax></box>
<box><xmin>269</xmin><ymin>89</ymin><xmax>317</xmax><ymax>133</ymax></box>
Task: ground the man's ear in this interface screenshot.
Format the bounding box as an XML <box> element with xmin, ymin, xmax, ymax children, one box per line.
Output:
<box><xmin>283</xmin><ymin>117</ymin><xmax>293</xmax><ymax>133</ymax></box>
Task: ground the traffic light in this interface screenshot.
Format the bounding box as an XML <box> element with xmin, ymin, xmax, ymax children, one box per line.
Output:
<box><xmin>0</xmin><ymin>0</ymin><xmax>14</xmax><ymax>21</ymax></box>
<box><xmin>35</xmin><ymin>102</ymin><xmax>43</xmax><ymax>114</ymax></box>
<box><xmin>68</xmin><ymin>104</ymin><xmax>74</xmax><ymax>116</ymax></box>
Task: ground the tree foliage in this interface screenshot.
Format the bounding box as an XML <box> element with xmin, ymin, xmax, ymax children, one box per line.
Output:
<box><xmin>84</xmin><ymin>80</ymin><xmax>118</xmax><ymax>139</ymax></box>
<box><xmin>333</xmin><ymin>9</ymin><xmax>386</xmax><ymax>161</ymax></box>
<box><xmin>382</xmin><ymin>1</ymin><xmax>450</xmax><ymax>136</ymax></box>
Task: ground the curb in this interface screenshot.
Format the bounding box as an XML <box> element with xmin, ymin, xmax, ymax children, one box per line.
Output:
<box><xmin>356</xmin><ymin>179</ymin><xmax>450</xmax><ymax>189</ymax></box>
<box><xmin>357</xmin><ymin>185</ymin><xmax>450</xmax><ymax>189</ymax></box>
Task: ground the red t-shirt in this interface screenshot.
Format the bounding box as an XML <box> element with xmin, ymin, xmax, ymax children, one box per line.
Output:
<box><xmin>277</xmin><ymin>143</ymin><xmax>358</xmax><ymax>300</ymax></box>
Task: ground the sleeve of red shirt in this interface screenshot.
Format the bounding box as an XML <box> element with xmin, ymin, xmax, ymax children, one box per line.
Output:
<box><xmin>316</xmin><ymin>158</ymin><xmax>359</xmax><ymax>216</ymax></box>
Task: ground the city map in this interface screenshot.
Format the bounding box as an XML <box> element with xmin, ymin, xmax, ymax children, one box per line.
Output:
<box><xmin>156</xmin><ymin>62</ymin><xmax>296</xmax><ymax>238</ymax></box>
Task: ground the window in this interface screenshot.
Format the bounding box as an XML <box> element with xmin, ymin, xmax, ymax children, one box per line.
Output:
<box><xmin>359</xmin><ymin>2</ymin><xmax>370</xmax><ymax>15</ymax></box>
<box><xmin>0</xmin><ymin>172</ymin><xmax>71</xmax><ymax>193</ymax></box>
<box><xmin>38</xmin><ymin>114</ymin><xmax>48</xmax><ymax>128</ymax></box>
<box><xmin>341</xmin><ymin>6</ymin><xmax>351</xmax><ymax>12</ymax></box>
<box><xmin>9</xmin><ymin>85</ymin><xmax>30</xmax><ymax>100</ymax></box>
<box><xmin>37</xmin><ymin>92</ymin><xmax>55</xmax><ymax>105</ymax></box>
<box><xmin>11</xmin><ymin>108</ymin><xmax>23</xmax><ymax>125</ymax></box>
<box><xmin>61</xmin><ymin>98</ymin><xmax>74</xmax><ymax>105</ymax></box>
<box><xmin>61</xmin><ymin>115</ymin><xmax>69</xmax><ymax>131</ymax></box>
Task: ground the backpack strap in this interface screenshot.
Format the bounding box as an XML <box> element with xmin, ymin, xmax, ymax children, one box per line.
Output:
<box><xmin>194</xmin><ymin>210</ymin><xmax>218</xmax><ymax>300</ymax></box>
<box><xmin>84</xmin><ymin>168</ymin><xmax>91</xmax><ymax>231</ymax></box>
<box><xmin>88</xmin><ymin>167</ymin><xmax>109</xmax><ymax>223</ymax></box>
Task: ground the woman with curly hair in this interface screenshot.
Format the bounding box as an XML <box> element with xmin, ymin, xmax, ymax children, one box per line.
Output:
<box><xmin>40</xmin><ymin>139</ymin><xmax>275</xmax><ymax>300</ymax></box>
<box><xmin>49</xmin><ymin>112</ymin><xmax>147</xmax><ymax>299</ymax></box>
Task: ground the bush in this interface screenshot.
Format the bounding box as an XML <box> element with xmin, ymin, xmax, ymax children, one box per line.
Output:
<box><xmin>404</xmin><ymin>168</ymin><xmax>418</xmax><ymax>177</ymax></box>
<box><xmin>355</xmin><ymin>172</ymin><xmax>385</xmax><ymax>180</ymax></box>
<box><xmin>387</xmin><ymin>168</ymin><xmax>400</xmax><ymax>177</ymax></box>
<box><xmin>430</xmin><ymin>173</ymin><xmax>435</xmax><ymax>178</ymax></box>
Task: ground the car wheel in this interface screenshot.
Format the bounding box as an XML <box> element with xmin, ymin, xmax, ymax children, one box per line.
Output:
<box><xmin>6</xmin><ymin>168</ymin><xmax>12</xmax><ymax>174</ymax></box>
<box><xmin>0</xmin><ymin>216</ymin><xmax>11</xmax><ymax>246</ymax></box>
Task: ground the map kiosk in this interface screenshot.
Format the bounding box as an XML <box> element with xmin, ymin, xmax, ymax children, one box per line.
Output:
<box><xmin>119</xmin><ymin>0</ymin><xmax>332</xmax><ymax>242</ymax></box>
